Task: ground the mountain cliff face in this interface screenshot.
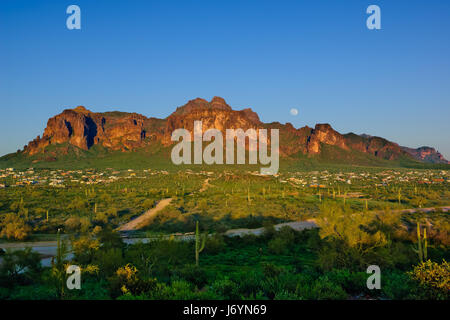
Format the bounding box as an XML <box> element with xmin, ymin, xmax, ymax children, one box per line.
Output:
<box><xmin>401</xmin><ymin>146</ymin><xmax>449</xmax><ymax>164</ymax></box>
<box><xmin>24</xmin><ymin>106</ymin><xmax>166</xmax><ymax>155</ymax></box>
<box><xmin>163</xmin><ymin>97</ymin><xmax>262</xmax><ymax>145</ymax></box>
<box><xmin>20</xmin><ymin>96</ymin><xmax>448</xmax><ymax>164</ymax></box>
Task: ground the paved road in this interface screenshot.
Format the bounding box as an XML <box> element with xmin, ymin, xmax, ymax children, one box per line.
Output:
<box><xmin>224</xmin><ymin>220</ymin><xmax>318</xmax><ymax>237</ymax></box>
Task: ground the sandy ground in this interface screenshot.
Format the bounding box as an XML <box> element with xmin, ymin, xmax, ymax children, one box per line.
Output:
<box><xmin>118</xmin><ymin>198</ymin><xmax>173</xmax><ymax>231</ymax></box>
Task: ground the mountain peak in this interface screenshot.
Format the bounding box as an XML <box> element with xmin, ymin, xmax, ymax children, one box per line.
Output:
<box><xmin>171</xmin><ymin>96</ymin><xmax>232</xmax><ymax>116</ymax></box>
<box><xmin>72</xmin><ymin>106</ymin><xmax>90</xmax><ymax>114</ymax></box>
<box><xmin>210</xmin><ymin>96</ymin><xmax>227</xmax><ymax>106</ymax></box>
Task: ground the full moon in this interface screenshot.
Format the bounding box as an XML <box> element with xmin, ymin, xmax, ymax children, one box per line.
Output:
<box><xmin>290</xmin><ymin>108</ymin><xmax>299</xmax><ymax>116</ymax></box>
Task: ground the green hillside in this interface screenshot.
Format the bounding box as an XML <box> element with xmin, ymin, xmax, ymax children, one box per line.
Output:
<box><xmin>1</xmin><ymin>141</ymin><xmax>448</xmax><ymax>171</ymax></box>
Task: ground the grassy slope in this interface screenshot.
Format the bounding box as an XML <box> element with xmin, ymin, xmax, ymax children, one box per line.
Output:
<box><xmin>1</xmin><ymin>141</ymin><xmax>449</xmax><ymax>171</ymax></box>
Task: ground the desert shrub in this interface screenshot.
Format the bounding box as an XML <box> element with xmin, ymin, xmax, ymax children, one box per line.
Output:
<box><xmin>0</xmin><ymin>248</ymin><xmax>42</xmax><ymax>287</ymax></box>
<box><xmin>93</xmin><ymin>248</ymin><xmax>124</xmax><ymax>276</ymax></box>
<box><xmin>94</xmin><ymin>212</ymin><xmax>109</xmax><ymax>224</ymax></box>
<box><xmin>259</xmin><ymin>264</ymin><xmax>300</xmax><ymax>299</ymax></box>
<box><xmin>0</xmin><ymin>213</ymin><xmax>31</xmax><ymax>240</ymax></box>
<box><xmin>262</xmin><ymin>222</ymin><xmax>276</xmax><ymax>239</ymax></box>
<box><xmin>274</xmin><ymin>290</ymin><xmax>302</xmax><ymax>300</ymax></box>
<box><xmin>34</xmin><ymin>207</ymin><xmax>47</xmax><ymax>218</ymax></box>
<box><xmin>204</xmin><ymin>234</ymin><xmax>226</xmax><ymax>254</ymax></box>
<box><xmin>382</xmin><ymin>270</ymin><xmax>418</xmax><ymax>300</ymax></box>
<box><xmin>268</xmin><ymin>237</ymin><xmax>289</xmax><ymax>255</ymax></box>
<box><xmin>150</xmin><ymin>280</ymin><xmax>215</xmax><ymax>300</ymax></box>
<box><xmin>162</xmin><ymin>280</ymin><xmax>197</xmax><ymax>300</ymax></box>
<box><xmin>109</xmin><ymin>264</ymin><xmax>157</xmax><ymax>298</ymax></box>
<box><xmin>97</xmin><ymin>228</ymin><xmax>125</xmax><ymax>251</ymax></box>
<box><xmin>296</xmin><ymin>276</ymin><xmax>347</xmax><ymax>300</ymax></box>
<box><xmin>324</xmin><ymin>269</ymin><xmax>368</xmax><ymax>295</ymax></box>
<box><xmin>231</xmin><ymin>271</ymin><xmax>262</xmax><ymax>298</ymax></box>
<box><xmin>142</xmin><ymin>199</ymin><xmax>155</xmax><ymax>209</ymax></box>
<box><xmin>317</xmin><ymin>202</ymin><xmax>387</xmax><ymax>250</ymax></box>
<box><xmin>267</xmin><ymin>227</ymin><xmax>296</xmax><ymax>254</ymax></box>
<box><xmin>79</xmin><ymin>217</ymin><xmax>92</xmax><ymax>233</ymax></box>
<box><xmin>174</xmin><ymin>264</ymin><xmax>208</xmax><ymax>288</ymax></box>
<box><xmin>317</xmin><ymin>239</ymin><xmax>363</xmax><ymax>271</ymax></box>
<box><xmin>9</xmin><ymin>284</ymin><xmax>57</xmax><ymax>300</ymax></box>
<box><xmin>125</xmin><ymin>240</ymin><xmax>191</xmax><ymax>280</ymax></box>
<box><xmin>67</xmin><ymin>197</ymin><xmax>87</xmax><ymax>210</ymax></box>
<box><xmin>211</xmin><ymin>278</ymin><xmax>241</xmax><ymax>299</ymax></box>
<box><xmin>72</xmin><ymin>236</ymin><xmax>100</xmax><ymax>265</ymax></box>
<box><xmin>375</xmin><ymin>241</ymin><xmax>417</xmax><ymax>270</ymax></box>
<box><xmin>238</xmin><ymin>234</ymin><xmax>260</xmax><ymax>246</ymax></box>
<box><xmin>408</xmin><ymin>260</ymin><xmax>450</xmax><ymax>300</ymax></box>
<box><xmin>65</xmin><ymin>279</ymin><xmax>111</xmax><ymax>300</ymax></box>
<box><xmin>262</xmin><ymin>263</ymin><xmax>283</xmax><ymax>279</ymax></box>
<box><xmin>92</xmin><ymin>225</ymin><xmax>102</xmax><ymax>234</ymax></box>
<box><xmin>9</xmin><ymin>201</ymin><xmax>22</xmax><ymax>212</ymax></box>
<box><xmin>64</xmin><ymin>216</ymin><xmax>81</xmax><ymax>232</ymax></box>
<box><xmin>106</xmin><ymin>207</ymin><xmax>118</xmax><ymax>218</ymax></box>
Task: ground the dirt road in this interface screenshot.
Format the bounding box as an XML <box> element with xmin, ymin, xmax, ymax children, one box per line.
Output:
<box><xmin>199</xmin><ymin>178</ymin><xmax>212</xmax><ymax>193</ymax></box>
<box><xmin>118</xmin><ymin>198</ymin><xmax>173</xmax><ymax>231</ymax></box>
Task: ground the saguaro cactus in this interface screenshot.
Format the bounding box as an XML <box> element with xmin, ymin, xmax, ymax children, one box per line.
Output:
<box><xmin>195</xmin><ymin>221</ymin><xmax>206</xmax><ymax>266</ymax></box>
<box><xmin>412</xmin><ymin>222</ymin><xmax>428</xmax><ymax>262</ymax></box>
<box><xmin>52</xmin><ymin>228</ymin><xmax>68</xmax><ymax>298</ymax></box>
<box><xmin>423</xmin><ymin>227</ymin><xmax>428</xmax><ymax>261</ymax></box>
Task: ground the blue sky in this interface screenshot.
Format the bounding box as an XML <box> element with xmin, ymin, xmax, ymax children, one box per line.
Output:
<box><xmin>1</xmin><ymin>0</ymin><xmax>449</xmax><ymax>158</ymax></box>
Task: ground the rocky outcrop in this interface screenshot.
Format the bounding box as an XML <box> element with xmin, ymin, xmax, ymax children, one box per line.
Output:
<box><xmin>21</xmin><ymin>96</ymin><xmax>448</xmax><ymax>164</ymax></box>
<box><xmin>24</xmin><ymin>106</ymin><xmax>165</xmax><ymax>155</ymax></box>
<box><xmin>163</xmin><ymin>96</ymin><xmax>261</xmax><ymax>144</ymax></box>
<box><xmin>306</xmin><ymin>124</ymin><xmax>349</xmax><ymax>154</ymax></box>
<box><xmin>401</xmin><ymin>146</ymin><xmax>449</xmax><ymax>164</ymax></box>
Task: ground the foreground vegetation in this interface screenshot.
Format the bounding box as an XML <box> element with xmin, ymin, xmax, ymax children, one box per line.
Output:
<box><xmin>0</xmin><ymin>166</ymin><xmax>448</xmax><ymax>300</ymax></box>
<box><xmin>0</xmin><ymin>220</ymin><xmax>448</xmax><ymax>300</ymax></box>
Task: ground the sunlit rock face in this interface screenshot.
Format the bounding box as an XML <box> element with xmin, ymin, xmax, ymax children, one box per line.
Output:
<box><xmin>21</xmin><ymin>97</ymin><xmax>448</xmax><ymax>164</ymax></box>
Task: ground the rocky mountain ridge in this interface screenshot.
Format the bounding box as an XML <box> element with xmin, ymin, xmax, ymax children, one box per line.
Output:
<box><xmin>19</xmin><ymin>97</ymin><xmax>449</xmax><ymax>164</ymax></box>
